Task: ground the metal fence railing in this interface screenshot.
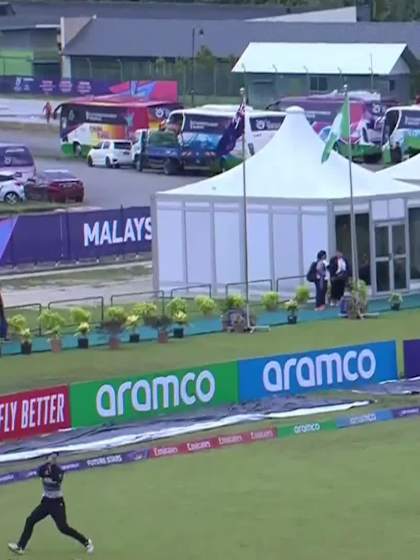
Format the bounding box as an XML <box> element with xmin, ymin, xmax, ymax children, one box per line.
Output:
<box><xmin>110</xmin><ymin>290</ymin><xmax>165</xmax><ymax>313</ymax></box>
<box><xmin>5</xmin><ymin>303</ymin><xmax>43</xmax><ymax>336</ymax></box>
<box><xmin>47</xmin><ymin>296</ymin><xmax>105</xmax><ymax>329</ymax></box>
<box><xmin>170</xmin><ymin>284</ymin><xmax>212</xmax><ymax>299</ymax></box>
<box><xmin>225</xmin><ymin>279</ymin><xmax>274</xmax><ymax>298</ymax></box>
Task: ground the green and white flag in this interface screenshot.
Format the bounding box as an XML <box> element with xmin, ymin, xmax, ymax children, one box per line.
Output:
<box><xmin>321</xmin><ymin>95</ymin><xmax>350</xmax><ymax>163</ymax></box>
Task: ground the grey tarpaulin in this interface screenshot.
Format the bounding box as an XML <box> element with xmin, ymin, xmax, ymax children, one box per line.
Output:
<box><xmin>0</xmin><ymin>395</ymin><xmax>370</xmax><ymax>464</ymax></box>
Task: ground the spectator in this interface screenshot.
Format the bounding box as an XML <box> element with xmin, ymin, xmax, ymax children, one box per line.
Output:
<box><xmin>308</xmin><ymin>250</ymin><xmax>328</xmax><ymax>311</ymax></box>
<box><xmin>43</xmin><ymin>101</ymin><xmax>53</xmax><ymax>124</ymax></box>
<box><xmin>329</xmin><ymin>250</ymin><xmax>350</xmax><ymax>306</ymax></box>
<box><xmin>0</xmin><ymin>290</ymin><xmax>8</xmax><ymax>340</ymax></box>
<box><xmin>359</xmin><ymin>254</ymin><xmax>371</xmax><ymax>286</ymax></box>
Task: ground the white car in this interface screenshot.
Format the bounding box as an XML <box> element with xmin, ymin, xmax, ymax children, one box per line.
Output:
<box><xmin>87</xmin><ymin>140</ymin><xmax>133</xmax><ymax>169</ymax></box>
<box><xmin>0</xmin><ymin>173</ymin><xmax>25</xmax><ymax>205</ymax></box>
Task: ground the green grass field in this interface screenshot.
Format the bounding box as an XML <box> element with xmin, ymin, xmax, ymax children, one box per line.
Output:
<box><xmin>1</xmin><ymin>309</ymin><xmax>419</xmax><ymax>395</ymax></box>
<box><xmin>1</xmin><ymin>309</ymin><xmax>420</xmax><ymax>558</ymax></box>
<box><xmin>2</xmin><ymin>418</ymin><xmax>420</xmax><ymax>560</ymax></box>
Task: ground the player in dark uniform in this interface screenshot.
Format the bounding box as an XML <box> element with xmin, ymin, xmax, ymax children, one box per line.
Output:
<box><xmin>8</xmin><ymin>453</ymin><xmax>94</xmax><ymax>555</ymax></box>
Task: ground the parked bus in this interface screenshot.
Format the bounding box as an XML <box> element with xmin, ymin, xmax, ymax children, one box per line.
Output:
<box><xmin>54</xmin><ymin>96</ymin><xmax>182</xmax><ymax>157</ymax></box>
<box><xmin>268</xmin><ymin>91</ymin><xmax>396</xmax><ymax>162</ymax></box>
<box><xmin>0</xmin><ymin>143</ymin><xmax>35</xmax><ymax>181</ymax></box>
<box><xmin>381</xmin><ymin>105</ymin><xmax>420</xmax><ymax>162</ymax></box>
<box><xmin>163</xmin><ymin>105</ymin><xmax>285</xmax><ymax>169</ymax></box>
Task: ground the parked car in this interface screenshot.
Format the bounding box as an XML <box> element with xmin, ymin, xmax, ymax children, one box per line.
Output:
<box><xmin>0</xmin><ymin>143</ymin><xmax>35</xmax><ymax>181</ymax></box>
<box><xmin>87</xmin><ymin>140</ymin><xmax>132</xmax><ymax>168</ymax></box>
<box><xmin>0</xmin><ymin>173</ymin><xmax>25</xmax><ymax>205</ymax></box>
<box><xmin>24</xmin><ymin>170</ymin><xmax>84</xmax><ymax>203</ymax></box>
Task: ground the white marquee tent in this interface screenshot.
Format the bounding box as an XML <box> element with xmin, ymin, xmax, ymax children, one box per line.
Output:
<box><xmin>152</xmin><ymin>107</ymin><xmax>420</xmax><ymax>296</ymax></box>
<box><xmin>377</xmin><ymin>154</ymin><xmax>420</xmax><ymax>185</ymax></box>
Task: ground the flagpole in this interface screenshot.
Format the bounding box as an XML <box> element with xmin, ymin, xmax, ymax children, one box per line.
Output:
<box><xmin>239</xmin><ymin>85</ymin><xmax>251</xmax><ymax>331</ymax></box>
<box><xmin>344</xmin><ymin>84</ymin><xmax>359</xmax><ymax>286</ymax></box>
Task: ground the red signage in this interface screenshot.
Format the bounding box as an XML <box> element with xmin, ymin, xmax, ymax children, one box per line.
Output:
<box><xmin>0</xmin><ymin>386</ymin><xmax>71</xmax><ymax>442</ymax></box>
<box><xmin>149</xmin><ymin>428</ymin><xmax>276</xmax><ymax>459</ymax></box>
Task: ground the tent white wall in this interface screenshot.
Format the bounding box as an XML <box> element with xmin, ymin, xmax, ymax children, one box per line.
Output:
<box><xmin>377</xmin><ymin>154</ymin><xmax>420</xmax><ymax>185</ymax></box>
<box><xmin>152</xmin><ymin>107</ymin><xmax>420</xmax><ymax>297</ymax></box>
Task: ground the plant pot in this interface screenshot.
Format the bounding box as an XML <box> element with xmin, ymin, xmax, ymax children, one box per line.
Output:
<box><xmin>50</xmin><ymin>338</ymin><xmax>62</xmax><ymax>353</ymax></box>
<box><xmin>129</xmin><ymin>333</ymin><xmax>140</xmax><ymax>343</ymax></box>
<box><xmin>158</xmin><ymin>330</ymin><xmax>169</xmax><ymax>343</ymax></box>
<box><xmin>109</xmin><ymin>335</ymin><xmax>120</xmax><ymax>350</ymax></box>
<box><xmin>21</xmin><ymin>341</ymin><xmax>32</xmax><ymax>355</ymax></box>
<box><xmin>173</xmin><ymin>326</ymin><xmax>184</xmax><ymax>339</ymax></box>
<box><xmin>78</xmin><ymin>337</ymin><xmax>89</xmax><ymax>349</ymax></box>
<box><xmin>287</xmin><ymin>315</ymin><xmax>297</xmax><ymax>325</ymax></box>
<box><xmin>391</xmin><ymin>303</ymin><xmax>401</xmax><ymax>311</ymax></box>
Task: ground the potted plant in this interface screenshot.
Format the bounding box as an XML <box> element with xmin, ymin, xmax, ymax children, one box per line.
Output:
<box><xmin>146</xmin><ymin>314</ymin><xmax>172</xmax><ymax>343</ymax></box>
<box><xmin>9</xmin><ymin>314</ymin><xmax>33</xmax><ymax>354</ymax></box>
<box><xmin>295</xmin><ymin>284</ymin><xmax>311</xmax><ymax>306</ymax></box>
<box><xmin>133</xmin><ymin>302</ymin><xmax>158</xmax><ymax>325</ymax></box>
<box><xmin>71</xmin><ymin>307</ymin><xmax>91</xmax><ymax>349</ymax></box>
<box><xmin>347</xmin><ymin>280</ymin><xmax>369</xmax><ymax>320</ymax></box>
<box><xmin>166</xmin><ymin>297</ymin><xmax>188</xmax><ymax>318</ymax></box>
<box><xmin>126</xmin><ymin>313</ymin><xmax>141</xmax><ymax>343</ymax></box>
<box><xmin>261</xmin><ymin>291</ymin><xmax>280</xmax><ymax>312</ymax></box>
<box><xmin>75</xmin><ymin>321</ymin><xmax>90</xmax><ymax>349</ymax></box>
<box><xmin>20</xmin><ymin>327</ymin><xmax>33</xmax><ymax>355</ymax></box>
<box><xmin>388</xmin><ymin>292</ymin><xmax>403</xmax><ymax>311</ymax></box>
<box><xmin>39</xmin><ymin>309</ymin><xmax>65</xmax><ymax>353</ymax></box>
<box><xmin>284</xmin><ymin>299</ymin><xmax>299</xmax><ymax>325</ymax></box>
<box><xmin>220</xmin><ymin>294</ymin><xmax>246</xmax><ymax>331</ymax></box>
<box><xmin>194</xmin><ymin>295</ymin><xmax>217</xmax><ymax>316</ymax></box>
<box><xmin>103</xmin><ymin>306</ymin><xmax>127</xmax><ymax>349</ymax></box>
<box><xmin>172</xmin><ymin>310</ymin><xmax>188</xmax><ymax>339</ymax></box>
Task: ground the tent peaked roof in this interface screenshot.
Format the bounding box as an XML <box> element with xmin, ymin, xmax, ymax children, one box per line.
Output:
<box><xmin>161</xmin><ymin>106</ymin><xmax>419</xmax><ymax>201</ymax></box>
<box><xmin>377</xmin><ymin>154</ymin><xmax>420</xmax><ymax>184</ymax></box>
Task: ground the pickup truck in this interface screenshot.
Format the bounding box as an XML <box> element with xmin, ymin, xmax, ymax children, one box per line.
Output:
<box><xmin>131</xmin><ymin>130</ymin><xmax>225</xmax><ymax>175</ymax></box>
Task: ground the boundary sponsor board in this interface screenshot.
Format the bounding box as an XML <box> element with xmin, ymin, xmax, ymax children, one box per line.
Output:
<box><xmin>335</xmin><ymin>409</ymin><xmax>394</xmax><ymax>428</ymax></box>
<box><xmin>148</xmin><ymin>428</ymin><xmax>277</xmax><ymax>459</ymax></box>
<box><xmin>70</xmin><ymin>362</ymin><xmax>238</xmax><ymax>428</ymax></box>
<box><xmin>238</xmin><ymin>341</ymin><xmax>398</xmax><ymax>401</ymax></box>
<box><xmin>278</xmin><ymin>420</ymin><xmax>337</xmax><ymax>438</ymax></box>
<box><xmin>0</xmin><ymin>386</ymin><xmax>70</xmax><ymax>442</ymax></box>
<box><xmin>2</xmin><ymin>407</ymin><xmax>420</xmax><ymax>487</ymax></box>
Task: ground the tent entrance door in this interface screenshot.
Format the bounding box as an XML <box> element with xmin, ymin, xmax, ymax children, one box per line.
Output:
<box><xmin>374</xmin><ymin>222</ymin><xmax>408</xmax><ymax>293</ymax></box>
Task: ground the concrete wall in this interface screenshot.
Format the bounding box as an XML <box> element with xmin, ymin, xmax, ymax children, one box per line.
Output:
<box><xmin>246</xmin><ymin>73</ymin><xmax>411</xmax><ymax>108</ymax></box>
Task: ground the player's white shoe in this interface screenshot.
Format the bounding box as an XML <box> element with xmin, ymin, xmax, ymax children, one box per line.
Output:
<box><xmin>8</xmin><ymin>543</ymin><xmax>24</xmax><ymax>555</ymax></box>
<box><xmin>85</xmin><ymin>539</ymin><xmax>94</xmax><ymax>554</ymax></box>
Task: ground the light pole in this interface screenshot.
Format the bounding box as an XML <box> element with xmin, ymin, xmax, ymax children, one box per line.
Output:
<box><xmin>191</xmin><ymin>27</ymin><xmax>204</xmax><ymax>107</ymax></box>
<box><xmin>344</xmin><ymin>84</ymin><xmax>359</xmax><ymax>286</ymax></box>
<box><xmin>303</xmin><ymin>65</ymin><xmax>309</xmax><ymax>94</ymax></box>
<box><xmin>239</xmin><ymin>85</ymin><xmax>251</xmax><ymax>330</ymax></box>
<box><xmin>369</xmin><ymin>53</ymin><xmax>374</xmax><ymax>92</ymax></box>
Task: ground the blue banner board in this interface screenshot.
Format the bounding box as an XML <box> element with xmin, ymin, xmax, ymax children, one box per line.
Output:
<box><xmin>238</xmin><ymin>341</ymin><xmax>398</xmax><ymax>401</ymax></box>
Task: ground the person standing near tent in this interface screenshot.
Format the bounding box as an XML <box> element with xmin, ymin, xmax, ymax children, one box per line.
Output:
<box><xmin>306</xmin><ymin>250</ymin><xmax>328</xmax><ymax>311</ymax></box>
<box><xmin>329</xmin><ymin>250</ymin><xmax>350</xmax><ymax>306</ymax></box>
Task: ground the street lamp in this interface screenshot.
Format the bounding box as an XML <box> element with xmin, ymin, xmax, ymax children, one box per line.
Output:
<box><xmin>191</xmin><ymin>27</ymin><xmax>204</xmax><ymax>106</ymax></box>
<box><xmin>303</xmin><ymin>65</ymin><xmax>309</xmax><ymax>93</ymax></box>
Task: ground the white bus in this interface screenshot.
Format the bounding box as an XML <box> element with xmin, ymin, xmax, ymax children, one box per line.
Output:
<box><xmin>382</xmin><ymin>105</ymin><xmax>420</xmax><ymax>162</ymax></box>
<box><xmin>165</xmin><ymin>105</ymin><xmax>285</xmax><ymax>169</ymax></box>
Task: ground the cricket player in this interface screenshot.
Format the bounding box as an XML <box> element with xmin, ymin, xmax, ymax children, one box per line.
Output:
<box><xmin>8</xmin><ymin>453</ymin><xmax>94</xmax><ymax>555</ymax></box>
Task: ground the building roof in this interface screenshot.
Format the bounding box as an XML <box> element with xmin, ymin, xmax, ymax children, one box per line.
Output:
<box><xmin>158</xmin><ymin>106</ymin><xmax>420</xmax><ymax>202</ymax></box>
<box><xmin>249</xmin><ymin>6</ymin><xmax>357</xmax><ymax>23</ymax></box>
<box><xmin>63</xmin><ymin>19</ymin><xmax>420</xmax><ymax>61</ymax></box>
<box><xmin>232</xmin><ymin>42</ymin><xmax>410</xmax><ymax>76</ymax></box>
<box><xmin>9</xmin><ymin>1</ymin><xmax>307</xmax><ymax>22</ymax></box>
